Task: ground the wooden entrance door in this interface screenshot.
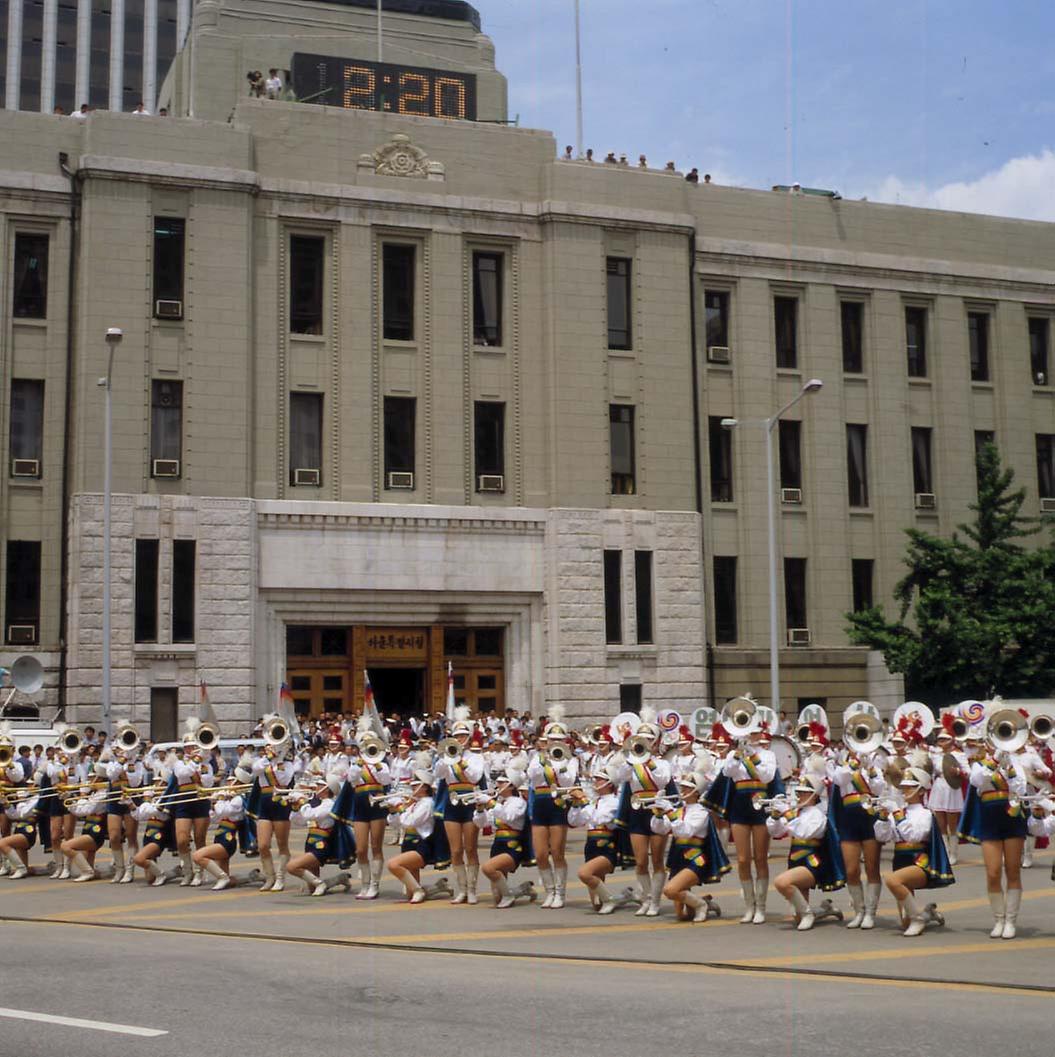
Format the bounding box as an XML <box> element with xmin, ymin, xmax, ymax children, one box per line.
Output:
<box><xmin>286</xmin><ymin>669</ymin><xmax>351</xmax><ymax>718</ymax></box>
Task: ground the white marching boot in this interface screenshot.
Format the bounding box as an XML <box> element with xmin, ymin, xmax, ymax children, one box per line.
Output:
<box><xmin>354</xmin><ymin>861</ymin><xmax>371</xmax><ymax>898</ymax></box>
<box><xmin>1002</xmin><ymin>889</ymin><xmax>1021</xmax><ymax>939</ymax></box>
<box><xmin>368</xmin><ymin>857</ymin><xmax>384</xmax><ymax>899</ymax></box>
<box><xmin>861</xmin><ymin>882</ymin><xmax>881</xmax><ymax>929</ymax></box>
<box><xmin>467</xmin><ymin>864</ymin><xmax>480</xmax><ymax>905</ymax></box>
<box><xmin>901</xmin><ymin>893</ymin><xmax>927</xmax><ymax>937</ymax></box>
<box><xmin>406</xmin><ymin>876</ymin><xmax>426</xmax><ymax>904</ymax></box>
<box><xmin>202</xmin><ymin>859</ymin><xmax>231</xmax><ymax>891</ymax></box>
<box><xmin>109</xmin><ymin>848</ymin><xmax>125</xmax><ymax>884</ymax></box>
<box><xmin>6</xmin><ymin>850</ymin><xmax>27</xmax><ymax>879</ymax></box>
<box><xmin>633</xmin><ymin>872</ymin><xmax>651</xmax><ymax>916</ymax></box>
<box><xmin>71</xmin><ymin>851</ymin><xmax>95</xmax><ymax>882</ymax></box>
<box><xmin>988</xmin><ymin>890</ymin><xmax>1006</xmax><ymax>938</ymax></box>
<box><xmin>752</xmin><ymin>878</ymin><xmax>768</xmax><ymax>924</ymax></box>
<box><xmin>178</xmin><ymin>851</ymin><xmax>194</xmax><ymax>886</ymax></box>
<box><xmin>120</xmin><ymin>861</ymin><xmax>135</xmax><ymax>884</ymax></box>
<box><xmin>493</xmin><ymin>875</ymin><xmax>513</xmax><ymax>909</ymax></box>
<box><xmin>258</xmin><ymin>854</ymin><xmax>276</xmax><ymax>892</ymax></box>
<box><xmin>451</xmin><ymin>864</ymin><xmax>469</xmax><ymax>904</ymax></box>
<box><xmin>789</xmin><ymin>888</ymin><xmax>814</xmax><ymax>931</ymax></box>
<box><xmin>423</xmin><ymin>877</ymin><xmax>451</xmax><ymax>901</ymax></box>
<box><xmin>947</xmin><ymin>833</ymin><xmax>959</xmax><ymax>866</ymax></box>
<box><xmin>1022</xmin><ymin>837</ymin><xmax>1035</xmax><ymax>869</ymax></box>
<box><xmin>144</xmin><ymin>860</ymin><xmax>166</xmax><ymax>886</ymax></box>
<box><xmin>646</xmin><ymin>871</ymin><xmax>664</xmax><ymax>917</ymax></box>
<box><xmin>49</xmin><ymin>850</ymin><xmax>63</xmax><ymax>878</ymax></box>
<box><xmin>552</xmin><ymin>865</ymin><xmax>568</xmax><ymax>910</ymax></box>
<box><xmin>594</xmin><ymin>880</ymin><xmax>617</xmax><ymax>915</ymax></box>
<box><xmin>538</xmin><ymin>866</ymin><xmax>555</xmax><ymax>909</ymax></box>
<box><xmin>845</xmin><ymin>882</ymin><xmax>865</xmax><ymax>929</ymax></box>
<box><xmin>739</xmin><ymin>880</ymin><xmax>755</xmax><ymax>924</ymax></box>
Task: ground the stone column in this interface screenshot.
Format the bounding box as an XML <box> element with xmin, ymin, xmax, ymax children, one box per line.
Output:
<box><xmin>176</xmin><ymin>0</ymin><xmax>190</xmax><ymax>49</ymax></box>
<box><xmin>74</xmin><ymin>0</ymin><xmax>91</xmax><ymax>109</ymax></box>
<box><xmin>5</xmin><ymin>0</ymin><xmax>23</xmax><ymax>110</ymax></box>
<box><xmin>40</xmin><ymin>0</ymin><xmax>58</xmax><ymax>112</ymax></box>
<box><xmin>142</xmin><ymin>0</ymin><xmax>158</xmax><ymax>112</ymax></box>
<box><xmin>108</xmin><ymin>0</ymin><xmax>125</xmax><ymax>111</ymax></box>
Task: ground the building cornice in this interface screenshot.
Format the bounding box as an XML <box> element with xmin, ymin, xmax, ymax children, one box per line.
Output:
<box><xmin>77</xmin><ymin>155</ymin><xmax>260</xmax><ymax>194</ymax></box>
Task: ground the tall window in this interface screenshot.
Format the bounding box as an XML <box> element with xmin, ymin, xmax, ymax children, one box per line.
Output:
<box><xmin>1029</xmin><ymin>317</ymin><xmax>1049</xmax><ymax>385</ymax></box>
<box><xmin>906</xmin><ymin>306</ymin><xmax>928</xmax><ymax>377</ymax></box>
<box><xmin>784</xmin><ymin>558</ymin><xmax>808</xmax><ymax>630</ymax></box>
<box><xmin>606</xmin><ymin>258</ymin><xmax>632</xmax><ymax>350</ymax></box>
<box><xmin>383</xmin><ymin>396</ymin><xmax>416</xmax><ymax>481</ymax></box>
<box><xmin>846</xmin><ymin>424</ymin><xmax>869</xmax><ymax>507</ymax></box>
<box><xmin>134</xmin><ymin>539</ymin><xmax>160</xmax><ymax>643</ymax></box>
<box><xmin>851</xmin><ymin>558</ymin><xmax>874</xmax><ymax>613</ymax></box>
<box><xmin>704</xmin><ymin>290</ymin><xmax>729</xmax><ymax>348</ymax></box>
<box><xmin>778</xmin><ymin>419</ymin><xmax>802</xmax><ymax>490</ymax></box>
<box><xmin>841</xmin><ymin>301</ymin><xmax>864</xmax><ymax>373</ymax></box>
<box><xmin>911</xmin><ymin>427</ymin><xmax>933</xmax><ymax>494</ymax></box>
<box><xmin>10</xmin><ymin>380</ymin><xmax>44</xmax><ymax>476</ymax></box>
<box><xmin>708</xmin><ymin>416</ymin><xmax>733</xmax><ymax>502</ymax></box>
<box><xmin>150</xmin><ymin>380</ymin><xmax>182</xmax><ymax>474</ymax></box>
<box><xmin>974</xmin><ymin>431</ymin><xmax>995</xmax><ymax>493</ymax></box>
<box><xmin>171</xmin><ymin>540</ymin><xmax>196</xmax><ymax>643</ymax></box>
<box><xmin>1037</xmin><ymin>434</ymin><xmax>1055</xmax><ymax>499</ymax></box>
<box><xmin>472</xmin><ymin>252</ymin><xmax>503</xmax><ymax>346</ymax></box>
<box><xmin>968</xmin><ymin>312</ymin><xmax>990</xmax><ymax>382</ymax></box>
<box><xmin>609</xmin><ymin>404</ymin><xmax>636</xmax><ymax>495</ymax></box>
<box><xmin>152</xmin><ymin>217</ymin><xmax>185</xmax><ymax>315</ymax></box>
<box><xmin>473</xmin><ymin>401</ymin><xmax>505</xmax><ymax>485</ymax></box>
<box><xmin>383</xmin><ymin>244</ymin><xmax>415</xmax><ymax>340</ymax></box>
<box><xmin>774</xmin><ymin>296</ymin><xmax>797</xmax><ymax>369</ymax></box>
<box><xmin>619</xmin><ymin>684</ymin><xmax>642</xmax><ymax>713</ymax></box>
<box><xmin>13</xmin><ymin>234</ymin><xmax>48</xmax><ymax>319</ymax></box>
<box><xmin>5</xmin><ymin>541</ymin><xmax>41</xmax><ymax>643</ymax></box>
<box><xmin>289</xmin><ymin>392</ymin><xmax>322</xmax><ymax>484</ymax></box>
<box><xmin>604</xmin><ymin>549</ymin><xmax>622</xmax><ymax>644</ymax></box>
<box><xmin>289</xmin><ymin>235</ymin><xmax>324</xmax><ymax>335</ymax></box>
<box><xmin>634</xmin><ymin>550</ymin><xmax>653</xmax><ymax>645</ymax></box>
<box><xmin>713</xmin><ymin>556</ymin><xmax>738</xmax><ymax>644</ymax></box>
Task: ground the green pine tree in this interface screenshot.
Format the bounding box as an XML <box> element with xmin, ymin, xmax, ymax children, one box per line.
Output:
<box><xmin>846</xmin><ymin>443</ymin><xmax>1055</xmax><ymax>705</ymax></box>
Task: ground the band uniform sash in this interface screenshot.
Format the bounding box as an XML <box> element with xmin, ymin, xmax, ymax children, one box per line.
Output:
<box><xmin>632</xmin><ymin>763</ymin><xmax>658</xmax><ymax>793</ymax></box>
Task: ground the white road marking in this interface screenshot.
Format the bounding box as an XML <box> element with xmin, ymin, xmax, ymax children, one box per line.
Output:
<box><xmin>0</xmin><ymin>1007</ymin><xmax>167</xmax><ymax>1037</ymax></box>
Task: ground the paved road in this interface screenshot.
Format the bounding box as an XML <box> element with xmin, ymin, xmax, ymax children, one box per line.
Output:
<box><xmin>2</xmin><ymin>837</ymin><xmax>1052</xmax><ymax>1055</ymax></box>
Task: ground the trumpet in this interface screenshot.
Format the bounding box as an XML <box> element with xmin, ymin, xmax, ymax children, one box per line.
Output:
<box><xmin>630</xmin><ymin>792</ymin><xmax>682</xmax><ymax>812</ymax></box>
<box><xmin>860</xmin><ymin>795</ymin><xmax>902</xmax><ymax>818</ymax></box>
<box><xmin>368</xmin><ymin>785</ymin><xmax>414</xmax><ymax>807</ymax></box>
<box><xmin>750</xmin><ymin>793</ymin><xmax>796</xmax><ymax>816</ymax></box>
<box><xmin>153</xmin><ymin>783</ymin><xmax>252</xmax><ymax>808</ymax></box>
<box><xmin>1009</xmin><ymin>791</ymin><xmax>1053</xmax><ymax>812</ymax></box>
<box><xmin>449</xmin><ymin>787</ymin><xmax>495</xmax><ymax>806</ymax></box>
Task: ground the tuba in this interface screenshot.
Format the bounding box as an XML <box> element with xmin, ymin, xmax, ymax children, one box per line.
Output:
<box><xmin>625</xmin><ymin>732</ymin><xmax>655</xmax><ymax>762</ymax></box>
<box><xmin>949</xmin><ymin>715</ymin><xmax>969</xmax><ymax>741</ymax></box>
<box><xmin>437</xmin><ymin>737</ymin><xmax>463</xmax><ymax>762</ymax></box>
<box><xmin>721</xmin><ymin>696</ymin><xmax>761</xmax><ymax>739</ymax></box>
<box><xmin>59</xmin><ymin>727</ymin><xmax>84</xmax><ymax>754</ymax></box>
<box><xmin>545</xmin><ymin>741</ymin><xmax>572</xmax><ymax>764</ymax></box>
<box><xmin>1029</xmin><ymin>714</ymin><xmax>1054</xmax><ymax>741</ymax></box>
<box><xmin>0</xmin><ymin>739</ymin><xmax>13</xmax><ymax>767</ymax></box>
<box><xmin>843</xmin><ymin>713</ymin><xmax>884</xmax><ymax>756</ymax></box>
<box><xmin>114</xmin><ymin>723</ymin><xmax>141</xmax><ymax>753</ymax></box>
<box><xmin>987</xmin><ymin>709</ymin><xmax>1028</xmax><ymax>754</ymax></box>
<box><xmin>263</xmin><ymin>715</ymin><xmax>291</xmax><ymax>748</ymax></box>
<box><xmin>193</xmin><ymin>721</ymin><xmax>220</xmax><ymax>752</ymax></box>
<box><xmin>359</xmin><ymin>733</ymin><xmax>387</xmax><ymax>763</ymax></box>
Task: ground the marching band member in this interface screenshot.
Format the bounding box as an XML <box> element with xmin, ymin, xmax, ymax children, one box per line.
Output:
<box><xmin>104</xmin><ymin>747</ymin><xmax>144</xmax><ymax>884</ymax></box>
<box><xmin>250</xmin><ymin>739</ymin><xmax>301</xmax><ymax>892</ymax></box>
<box><xmin>611</xmin><ymin>716</ymin><xmax>671</xmax><ymax>918</ymax></box>
<box><xmin>345</xmin><ymin>720</ymin><xmax>393</xmax><ymax>900</ymax></box>
<box><xmin>929</xmin><ymin>719</ymin><xmax>968</xmax><ymax>865</ymax></box>
<box><xmin>387</xmin><ymin>731</ymin><xmax>416</xmax><ymax>846</ymax></box>
<box><xmin>832</xmin><ymin>743</ymin><xmax>887</xmax><ymax>930</ymax></box>
<box><xmin>192</xmin><ymin>777</ymin><xmax>248</xmax><ymax>890</ymax></box>
<box><xmin>712</xmin><ymin>718</ymin><xmax>776</xmax><ymax>924</ymax></box>
<box><xmin>1019</xmin><ymin>727</ymin><xmax>1053</xmax><ymax>869</ymax></box>
<box><xmin>171</xmin><ymin>737</ymin><xmax>215</xmax><ymax>887</ymax></box>
<box><xmin>285</xmin><ymin>777</ymin><xmax>342</xmax><ymax>896</ymax></box>
<box><xmin>528</xmin><ymin>712</ymin><xmax>579</xmax><ymax>909</ymax></box>
<box><xmin>768</xmin><ymin>773</ymin><xmax>846</xmax><ymax>930</ymax></box>
<box><xmin>478</xmin><ymin>768</ymin><xmax>531</xmax><ymax>908</ymax></box>
<box><xmin>569</xmin><ymin>763</ymin><xmax>624</xmax><ymax>914</ymax></box>
<box><xmin>958</xmin><ymin>725</ymin><xmax>1029</xmax><ymax>939</ymax></box>
<box><xmin>60</xmin><ymin>782</ymin><xmax>108</xmax><ymax>881</ymax></box>
<box><xmin>436</xmin><ymin>712</ymin><xmax>486</xmax><ymax>905</ymax></box>
<box><xmin>0</xmin><ymin>786</ymin><xmax>40</xmax><ymax>878</ymax></box>
<box><xmin>670</xmin><ymin>726</ymin><xmax>698</xmax><ymax>781</ymax></box>
<box><xmin>41</xmin><ymin>750</ymin><xmax>75</xmax><ymax>878</ymax></box>
<box><xmin>875</xmin><ymin>768</ymin><xmax>954</xmax><ymax>936</ymax></box>
<box><xmin>132</xmin><ymin>784</ymin><xmax>174</xmax><ymax>886</ymax></box>
<box><xmin>650</xmin><ymin>770</ymin><xmax>730</xmax><ymax>921</ymax></box>
<box><xmin>385</xmin><ymin>771</ymin><xmax>440</xmax><ymax>903</ymax></box>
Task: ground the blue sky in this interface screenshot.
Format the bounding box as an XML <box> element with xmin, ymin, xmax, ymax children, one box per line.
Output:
<box><xmin>471</xmin><ymin>0</ymin><xmax>1055</xmax><ymax>219</ymax></box>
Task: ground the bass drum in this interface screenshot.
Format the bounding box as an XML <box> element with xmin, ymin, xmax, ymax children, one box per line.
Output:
<box><xmin>770</xmin><ymin>734</ymin><xmax>802</xmax><ymax>780</ymax></box>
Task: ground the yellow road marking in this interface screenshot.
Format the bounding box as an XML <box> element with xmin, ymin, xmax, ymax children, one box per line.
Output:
<box><xmin>7</xmin><ymin>918</ymin><xmax>1048</xmax><ymax>1000</ymax></box>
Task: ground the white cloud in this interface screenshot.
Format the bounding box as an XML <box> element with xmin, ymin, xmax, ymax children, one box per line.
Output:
<box><xmin>866</xmin><ymin>150</ymin><xmax>1055</xmax><ymax>222</ymax></box>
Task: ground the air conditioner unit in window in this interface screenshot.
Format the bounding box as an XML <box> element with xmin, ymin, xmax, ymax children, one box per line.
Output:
<box><xmin>152</xmin><ymin>458</ymin><xmax>180</xmax><ymax>478</ymax></box>
<box><xmin>706</xmin><ymin>345</ymin><xmax>731</xmax><ymax>364</ymax></box>
<box><xmin>1041</xmin><ymin>497</ymin><xmax>1055</xmax><ymax>513</ymax></box>
<box><xmin>293</xmin><ymin>468</ymin><xmax>320</xmax><ymax>486</ymax></box>
<box><xmin>787</xmin><ymin>628</ymin><xmax>811</xmax><ymax>647</ymax></box>
<box><xmin>781</xmin><ymin>487</ymin><xmax>803</xmax><ymax>504</ymax></box>
<box><xmin>387</xmin><ymin>471</ymin><xmax>414</xmax><ymax>490</ymax></box>
<box><xmin>11</xmin><ymin>459</ymin><xmax>40</xmax><ymax>478</ymax></box>
<box><xmin>1035</xmin><ymin>372</ymin><xmax>1047</xmax><ymax>386</ymax></box>
<box><xmin>7</xmin><ymin>624</ymin><xmax>36</xmax><ymax>645</ymax></box>
<box><xmin>915</xmin><ymin>492</ymin><xmax>937</xmax><ymax>510</ymax></box>
<box><xmin>477</xmin><ymin>474</ymin><xmax>505</xmax><ymax>493</ymax></box>
<box><xmin>155</xmin><ymin>299</ymin><xmax>183</xmax><ymax>320</ymax></box>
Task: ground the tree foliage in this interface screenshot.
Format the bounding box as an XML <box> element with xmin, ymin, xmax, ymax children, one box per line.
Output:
<box><xmin>846</xmin><ymin>444</ymin><xmax>1055</xmax><ymax>704</ymax></box>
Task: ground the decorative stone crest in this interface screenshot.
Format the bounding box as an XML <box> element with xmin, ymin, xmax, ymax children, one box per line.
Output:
<box><xmin>358</xmin><ymin>133</ymin><xmax>445</xmax><ymax>181</ymax></box>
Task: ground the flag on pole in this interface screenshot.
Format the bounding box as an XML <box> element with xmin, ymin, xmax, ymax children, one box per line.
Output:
<box><xmin>445</xmin><ymin>661</ymin><xmax>456</xmax><ymax>724</ymax></box>
<box><xmin>199</xmin><ymin>680</ymin><xmax>209</xmax><ymax>704</ymax></box>
<box><xmin>279</xmin><ymin>682</ymin><xmax>294</xmax><ymax>706</ymax></box>
<box><xmin>363</xmin><ymin>670</ymin><xmax>374</xmax><ymax>713</ymax></box>
<box><xmin>362</xmin><ymin>670</ymin><xmax>387</xmax><ymax>740</ymax></box>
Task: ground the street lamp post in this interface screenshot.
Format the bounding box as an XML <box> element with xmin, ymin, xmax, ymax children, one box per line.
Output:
<box><xmin>100</xmin><ymin>327</ymin><xmax>123</xmax><ymax>735</ymax></box>
<box><xmin>722</xmin><ymin>377</ymin><xmax>822</xmax><ymax>713</ymax></box>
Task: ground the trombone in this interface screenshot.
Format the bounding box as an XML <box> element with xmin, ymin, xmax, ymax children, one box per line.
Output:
<box><xmin>153</xmin><ymin>782</ymin><xmax>253</xmax><ymax>808</ymax></box>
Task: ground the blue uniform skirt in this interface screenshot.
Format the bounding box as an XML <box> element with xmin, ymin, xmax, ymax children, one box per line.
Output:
<box><xmin>490</xmin><ymin>832</ymin><xmax>528</xmax><ymax>870</ymax></box>
<box><xmin>352</xmin><ymin>788</ymin><xmax>388</xmax><ymax>824</ymax></box>
<box><xmin>257</xmin><ymin>792</ymin><xmax>292</xmax><ymax>823</ymax></box>
<box><xmin>106</xmin><ymin>781</ymin><xmax>132</xmax><ymax>817</ymax></box>
<box><xmin>666</xmin><ymin>830</ymin><xmax>731</xmax><ymax>885</ymax></box>
<box><xmin>39</xmin><ymin>779</ymin><xmax>67</xmax><ymax>818</ymax></box>
<box><xmin>212</xmin><ymin>823</ymin><xmax>239</xmax><ymax>858</ymax></box>
<box><xmin>304</xmin><ymin>826</ymin><xmax>337</xmax><ymax>865</ymax></box>
<box><xmin>141</xmin><ymin>820</ymin><xmax>172</xmax><ymax>850</ymax></box>
<box><xmin>958</xmin><ymin>789</ymin><xmax>1028</xmax><ymax>844</ymax></box>
<box><xmin>892</xmin><ymin>835</ymin><xmax>955</xmax><ymax>890</ymax></box>
<box><xmin>831</xmin><ymin>790</ymin><xmax>878</xmax><ymax>843</ymax></box>
<box><xmin>401</xmin><ymin>829</ymin><xmax>439</xmax><ymax>867</ymax></box>
<box><xmin>12</xmin><ymin>819</ymin><xmax>37</xmax><ymax>848</ymax></box>
<box><xmin>584</xmin><ymin>833</ymin><xmax>620</xmax><ymax>869</ymax></box>
<box><xmin>786</xmin><ymin>828</ymin><xmax>846</xmax><ymax>892</ymax></box>
<box><xmin>82</xmin><ymin>815</ymin><xmax>106</xmax><ymax>849</ymax></box>
<box><xmin>529</xmin><ymin>792</ymin><xmax>568</xmax><ymax>827</ymax></box>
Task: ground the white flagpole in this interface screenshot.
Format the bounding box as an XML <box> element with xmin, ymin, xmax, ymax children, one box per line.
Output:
<box><xmin>377</xmin><ymin>0</ymin><xmax>383</xmax><ymax>62</ymax></box>
<box><xmin>446</xmin><ymin>661</ymin><xmax>456</xmax><ymax>723</ymax></box>
<box><xmin>574</xmin><ymin>0</ymin><xmax>583</xmax><ymax>157</ymax></box>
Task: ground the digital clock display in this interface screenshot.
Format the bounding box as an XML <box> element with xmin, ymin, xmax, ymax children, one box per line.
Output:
<box><xmin>292</xmin><ymin>53</ymin><xmax>477</xmax><ymax>121</ymax></box>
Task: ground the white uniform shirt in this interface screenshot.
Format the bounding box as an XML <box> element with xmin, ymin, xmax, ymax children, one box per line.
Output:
<box><xmin>435</xmin><ymin>752</ymin><xmax>485</xmax><ymax>786</ymax></box>
<box><xmin>389</xmin><ymin>796</ymin><xmax>435</xmax><ymax>839</ymax></box>
<box><xmin>296</xmin><ymin>797</ymin><xmax>335</xmax><ymax>831</ymax></box>
<box><xmin>473</xmin><ymin>794</ymin><xmax>527</xmax><ymax>833</ymax></box>
<box><xmin>721</xmin><ymin>747</ymin><xmax>777</xmax><ymax>785</ymax></box>
<box><xmin>874</xmin><ymin>801</ymin><xmax>933</xmax><ymax>844</ymax></box>
<box><xmin>567</xmin><ymin>793</ymin><xmax>620</xmax><ymax>831</ymax></box>
<box><xmin>969</xmin><ymin>757</ymin><xmax>1028</xmax><ymax>797</ymax></box>
<box><xmin>650</xmin><ymin>801</ymin><xmax>711</xmax><ymax>839</ymax></box>
<box><xmin>346</xmin><ymin>758</ymin><xmax>393</xmax><ymax>788</ymax></box>
<box><xmin>608</xmin><ymin>755</ymin><xmax>670</xmax><ymax>792</ymax></box>
<box><xmin>210</xmin><ymin>794</ymin><xmax>246</xmax><ymax>823</ymax></box>
<box><xmin>767</xmin><ymin>803</ymin><xmax>827</xmax><ymax>841</ymax></box>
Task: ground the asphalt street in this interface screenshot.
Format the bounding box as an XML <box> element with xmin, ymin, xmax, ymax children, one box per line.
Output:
<box><xmin>2</xmin><ymin>835</ymin><xmax>1053</xmax><ymax>1056</ymax></box>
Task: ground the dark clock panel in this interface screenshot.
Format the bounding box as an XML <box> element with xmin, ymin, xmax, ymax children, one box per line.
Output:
<box><xmin>292</xmin><ymin>53</ymin><xmax>477</xmax><ymax>121</ymax></box>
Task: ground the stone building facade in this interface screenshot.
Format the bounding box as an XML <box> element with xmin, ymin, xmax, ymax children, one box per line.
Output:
<box><xmin>1</xmin><ymin>0</ymin><xmax>1053</xmax><ymax>735</ymax></box>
